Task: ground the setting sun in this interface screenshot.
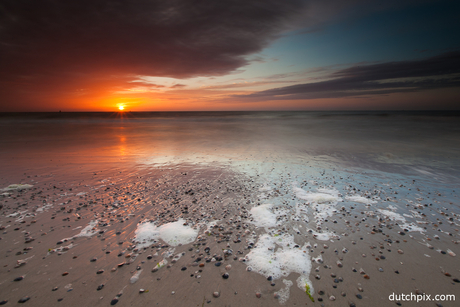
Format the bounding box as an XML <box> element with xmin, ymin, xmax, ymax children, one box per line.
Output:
<box><xmin>118</xmin><ymin>105</ymin><xmax>124</xmax><ymax>111</ymax></box>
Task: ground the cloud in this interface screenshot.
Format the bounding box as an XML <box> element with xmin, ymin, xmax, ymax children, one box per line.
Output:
<box><xmin>0</xmin><ymin>0</ymin><xmax>312</xmax><ymax>108</ymax></box>
<box><xmin>232</xmin><ymin>50</ymin><xmax>460</xmax><ymax>101</ymax></box>
<box><xmin>0</xmin><ymin>0</ymin><xmax>442</xmax><ymax>110</ymax></box>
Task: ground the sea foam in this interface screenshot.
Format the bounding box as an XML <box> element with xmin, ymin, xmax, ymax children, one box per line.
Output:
<box><xmin>134</xmin><ymin>218</ymin><xmax>198</xmax><ymax>248</ymax></box>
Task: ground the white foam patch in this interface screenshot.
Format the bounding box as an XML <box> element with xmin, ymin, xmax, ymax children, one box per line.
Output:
<box><xmin>309</xmin><ymin>230</ymin><xmax>334</xmax><ymax>241</ymax></box>
<box><xmin>346</xmin><ymin>195</ymin><xmax>377</xmax><ymax>204</ymax></box>
<box><xmin>60</xmin><ymin>221</ymin><xmax>99</xmax><ymax>242</ymax></box>
<box><xmin>378</xmin><ymin>209</ymin><xmax>425</xmax><ymax>233</ymax></box>
<box><xmin>1</xmin><ymin>184</ymin><xmax>34</xmax><ymax>191</ymax></box>
<box><xmin>36</xmin><ymin>204</ymin><xmax>53</xmax><ymax>213</ymax></box>
<box><xmin>244</xmin><ymin>233</ymin><xmax>313</xmax><ymax>293</ymax></box>
<box><xmin>293</xmin><ymin>185</ymin><xmax>342</xmax><ymax>224</ymax></box>
<box><xmin>378</xmin><ymin>209</ymin><xmax>405</xmax><ymax>222</ymax></box>
<box><xmin>7</xmin><ymin>210</ymin><xmax>28</xmax><ymax>218</ymax></box>
<box><xmin>250</xmin><ymin>204</ymin><xmax>278</xmax><ymax>228</ymax></box>
<box><xmin>294</xmin><ymin>187</ymin><xmax>341</xmax><ymax>204</ymax></box>
<box><xmin>292</xmin><ymin>203</ymin><xmax>309</xmax><ymax>222</ymax></box>
<box><xmin>130</xmin><ymin>269</ymin><xmax>143</xmax><ymax>283</ymax></box>
<box><xmin>48</xmin><ymin>243</ymin><xmax>75</xmax><ymax>254</ymax></box>
<box><xmin>134</xmin><ymin>218</ymin><xmax>198</xmax><ymax>248</ymax></box>
<box><xmin>75</xmin><ymin>220</ymin><xmax>99</xmax><ymax>237</ymax></box>
<box><xmin>276</xmin><ymin>279</ymin><xmax>293</xmax><ymax>305</ymax></box>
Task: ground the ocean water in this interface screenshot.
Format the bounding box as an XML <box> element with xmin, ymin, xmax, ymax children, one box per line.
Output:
<box><xmin>1</xmin><ymin>111</ymin><xmax>460</xmax><ymax>305</ymax></box>
<box><xmin>1</xmin><ymin>111</ymin><xmax>459</xmax><ymax>181</ymax></box>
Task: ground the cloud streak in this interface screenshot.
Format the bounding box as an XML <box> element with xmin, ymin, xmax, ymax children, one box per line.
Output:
<box><xmin>233</xmin><ymin>51</ymin><xmax>460</xmax><ymax>101</ymax></box>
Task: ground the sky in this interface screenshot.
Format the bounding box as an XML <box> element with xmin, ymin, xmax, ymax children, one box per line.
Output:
<box><xmin>0</xmin><ymin>0</ymin><xmax>459</xmax><ymax>112</ymax></box>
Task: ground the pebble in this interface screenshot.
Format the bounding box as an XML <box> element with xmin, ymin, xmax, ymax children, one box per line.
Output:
<box><xmin>18</xmin><ymin>297</ymin><xmax>30</xmax><ymax>303</ymax></box>
<box><xmin>62</xmin><ymin>272</ymin><xmax>69</xmax><ymax>276</ymax></box>
<box><xmin>110</xmin><ymin>298</ymin><xmax>119</xmax><ymax>305</ymax></box>
<box><xmin>97</xmin><ymin>284</ymin><xmax>104</xmax><ymax>291</ymax></box>
<box><xmin>213</xmin><ymin>292</ymin><xmax>220</xmax><ymax>298</ymax></box>
<box><xmin>0</xmin><ymin>301</ymin><xmax>7</xmax><ymax>305</ymax></box>
<box><xmin>181</xmin><ymin>267</ymin><xmax>187</xmax><ymax>271</ymax></box>
<box><xmin>255</xmin><ymin>292</ymin><xmax>261</xmax><ymax>298</ymax></box>
<box><xmin>356</xmin><ymin>294</ymin><xmax>362</xmax><ymax>299</ymax></box>
<box><xmin>14</xmin><ymin>276</ymin><xmax>24</xmax><ymax>281</ymax></box>
<box><xmin>96</xmin><ymin>269</ymin><xmax>104</xmax><ymax>274</ymax></box>
<box><xmin>329</xmin><ymin>295</ymin><xmax>336</xmax><ymax>301</ymax></box>
<box><xmin>363</xmin><ymin>274</ymin><xmax>370</xmax><ymax>279</ymax></box>
<box><xmin>222</xmin><ymin>273</ymin><xmax>229</xmax><ymax>279</ymax></box>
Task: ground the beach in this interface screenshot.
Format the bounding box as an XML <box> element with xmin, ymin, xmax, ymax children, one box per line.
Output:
<box><xmin>1</xmin><ymin>111</ymin><xmax>459</xmax><ymax>306</ymax></box>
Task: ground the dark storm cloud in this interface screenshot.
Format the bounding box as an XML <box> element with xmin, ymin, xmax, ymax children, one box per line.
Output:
<box><xmin>0</xmin><ymin>0</ymin><xmax>308</xmax><ymax>106</ymax></box>
<box><xmin>235</xmin><ymin>51</ymin><xmax>460</xmax><ymax>101</ymax></box>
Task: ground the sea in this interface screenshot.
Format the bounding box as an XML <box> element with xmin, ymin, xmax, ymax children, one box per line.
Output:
<box><xmin>1</xmin><ymin>111</ymin><xmax>459</xmax><ymax>183</ymax></box>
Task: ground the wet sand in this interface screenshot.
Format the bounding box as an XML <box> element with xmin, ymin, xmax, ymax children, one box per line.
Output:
<box><xmin>1</xmin><ymin>161</ymin><xmax>459</xmax><ymax>307</ymax></box>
